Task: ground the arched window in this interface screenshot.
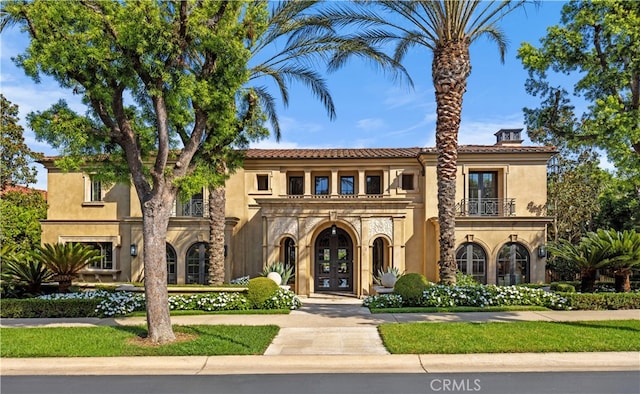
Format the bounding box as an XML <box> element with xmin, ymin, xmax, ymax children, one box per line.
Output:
<box><xmin>456</xmin><ymin>243</ymin><xmax>487</xmax><ymax>284</ymax></box>
<box><xmin>497</xmin><ymin>242</ymin><xmax>530</xmax><ymax>285</ymax></box>
<box><xmin>372</xmin><ymin>237</ymin><xmax>386</xmax><ymax>277</ymax></box>
<box><xmin>166</xmin><ymin>244</ymin><xmax>177</xmax><ymax>284</ymax></box>
<box><xmin>282</xmin><ymin>237</ymin><xmax>296</xmax><ymax>284</ymax></box>
<box><xmin>186</xmin><ymin>242</ymin><xmax>208</xmax><ymax>284</ymax></box>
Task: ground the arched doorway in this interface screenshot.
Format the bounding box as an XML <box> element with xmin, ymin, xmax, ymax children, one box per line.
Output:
<box><xmin>186</xmin><ymin>242</ymin><xmax>208</xmax><ymax>284</ymax></box>
<box><xmin>314</xmin><ymin>226</ymin><xmax>353</xmax><ymax>292</ymax></box>
<box><xmin>497</xmin><ymin>242</ymin><xmax>530</xmax><ymax>285</ymax></box>
<box><xmin>281</xmin><ymin>237</ymin><xmax>296</xmax><ymax>285</ymax></box>
<box><xmin>456</xmin><ymin>242</ymin><xmax>487</xmax><ymax>284</ymax></box>
<box><xmin>166</xmin><ymin>243</ymin><xmax>177</xmax><ymax>284</ymax></box>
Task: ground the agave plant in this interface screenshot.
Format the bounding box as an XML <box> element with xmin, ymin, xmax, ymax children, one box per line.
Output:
<box><xmin>33</xmin><ymin>243</ymin><xmax>102</xmax><ymax>293</ymax></box>
<box><xmin>261</xmin><ymin>261</ymin><xmax>293</xmax><ymax>285</ymax></box>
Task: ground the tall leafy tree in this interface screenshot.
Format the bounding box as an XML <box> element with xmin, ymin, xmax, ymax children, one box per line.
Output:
<box><xmin>323</xmin><ymin>0</ymin><xmax>527</xmax><ymax>284</ymax></box>
<box><xmin>1</xmin><ymin>0</ymin><xmax>270</xmax><ymax>343</ymax></box>
<box><xmin>0</xmin><ymin>94</ymin><xmax>40</xmax><ymax>189</ymax></box>
<box><xmin>518</xmin><ymin>0</ymin><xmax>640</xmax><ymax>193</ymax></box>
<box><xmin>0</xmin><ymin>189</ymin><xmax>47</xmax><ymax>254</ymax></box>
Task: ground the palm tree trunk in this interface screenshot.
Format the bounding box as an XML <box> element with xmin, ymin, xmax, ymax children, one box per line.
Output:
<box><xmin>581</xmin><ymin>268</ymin><xmax>597</xmax><ymax>293</ymax></box>
<box><xmin>614</xmin><ymin>269</ymin><xmax>631</xmax><ymax>293</ymax></box>
<box><xmin>208</xmin><ymin>185</ymin><xmax>226</xmax><ymax>285</ymax></box>
<box><xmin>432</xmin><ymin>39</ymin><xmax>471</xmax><ymax>286</ymax></box>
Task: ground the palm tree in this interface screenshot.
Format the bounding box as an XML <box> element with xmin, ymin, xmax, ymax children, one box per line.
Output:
<box><xmin>204</xmin><ymin>0</ymin><xmax>410</xmax><ymax>284</ymax></box>
<box><xmin>33</xmin><ymin>243</ymin><xmax>102</xmax><ymax>293</ymax></box>
<box><xmin>596</xmin><ymin>229</ymin><xmax>640</xmax><ymax>293</ymax></box>
<box><xmin>1</xmin><ymin>244</ymin><xmax>53</xmax><ymax>295</ymax></box>
<box><xmin>547</xmin><ymin>235</ymin><xmax>611</xmax><ymax>293</ymax></box>
<box><xmin>322</xmin><ymin>0</ymin><xmax>528</xmax><ymax>284</ymax></box>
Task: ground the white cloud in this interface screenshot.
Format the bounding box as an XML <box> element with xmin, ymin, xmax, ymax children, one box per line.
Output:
<box><xmin>356</xmin><ymin>118</ymin><xmax>385</xmax><ymax>131</ymax></box>
<box><xmin>278</xmin><ymin>116</ymin><xmax>323</xmax><ymax>135</ymax></box>
<box><xmin>458</xmin><ymin>113</ymin><xmax>528</xmax><ymax>145</ymax></box>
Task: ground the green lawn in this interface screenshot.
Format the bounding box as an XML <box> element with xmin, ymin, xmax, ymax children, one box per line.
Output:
<box><xmin>0</xmin><ymin>325</ymin><xmax>278</xmax><ymax>357</ymax></box>
<box><xmin>379</xmin><ymin>320</ymin><xmax>640</xmax><ymax>354</ymax></box>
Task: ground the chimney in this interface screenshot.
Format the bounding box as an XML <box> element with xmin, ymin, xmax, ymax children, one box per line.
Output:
<box><xmin>494</xmin><ymin>128</ymin><xmax>523</xmax><ymax>146</ymax></box>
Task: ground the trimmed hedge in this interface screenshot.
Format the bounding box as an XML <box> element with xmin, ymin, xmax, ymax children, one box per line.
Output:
<box><xmin>560</xmin><ymin>292</ymin><xmax>640</xmax><ymax>310</ymax></box>
<box><xmin>550</xmin><ymin>282</ymin><xmax>576</xmax><ymax>293</ymax></box>
<box><xmin>0</xmin><ymin>298</ymin><xmax>101</xmax><ymax>318</ymax></box>
<box><xmin>246</xmin><ymin>277</ymin><xmax>279</xmax><ymax>308</ymax></box>
<box><xmin>393</xmin><ymin>273</ymin><xmax>430</xmax><ymax>306</ymax></box>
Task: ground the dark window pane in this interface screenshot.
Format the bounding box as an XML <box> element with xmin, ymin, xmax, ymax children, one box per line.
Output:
<box><xmin>340</xmin><ymin>176</ymin><xmax>354</xmax><ymax>195</ymax></box>
<box><xmin>257</xmin><ymin>175</ymin><xmax>269</xmax><ymax>191</ymax></box>
<box><xmin>289</xmin><ymin>176</ymin><xmax>303</xmax><ymax>195</ymax></box>
<box><xmin>315</xmin><ymin>176</ymin><xmax>329</xmax><ymax>195</ymax></box>
<box><xmin>402</xmin><ymin>174</ymin><xmax>414</xmax><ymax>190</ymax></box>
<box><xmin>366</xmin><ymin>175</ymin><xmax>381</xmax><ymax>194</ymax></box>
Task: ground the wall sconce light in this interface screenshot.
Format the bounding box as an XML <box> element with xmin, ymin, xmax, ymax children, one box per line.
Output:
<box><xmin>537</xmin><ymin>245</ymin><xmax>546</xmax><ymax>258</ymax></box>
<box><xmin>331</xmin><ymin>224</ymin><xmax>337</xmax><ymax>236</ymax></box>
<box><xmin>130</xmin><ymin>243</ymin><xmax>138</xmax><ymax>257</ymax></box>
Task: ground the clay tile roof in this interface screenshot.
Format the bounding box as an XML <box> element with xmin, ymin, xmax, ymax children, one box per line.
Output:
<box><xmin>419</xmin><ymin>145</ymin><xmax>557</xmax><ymax>154</ymax></box>
<box><xmin>245</xmin><ymin>147</ymin><xmax>423</xmax><ymax>160</ymax></box>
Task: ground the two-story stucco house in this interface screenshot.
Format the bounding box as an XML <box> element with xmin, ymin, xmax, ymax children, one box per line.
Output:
<box><xmin>40</xmin><ymin>129</ymin><xmax>555</xmax><ymax>297</ymax></box>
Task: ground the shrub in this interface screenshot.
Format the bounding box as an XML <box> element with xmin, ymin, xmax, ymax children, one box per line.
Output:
<box><xmin>33</xmin><ymin>243</ymin><xmax>102</xmax><ymax>293</ymax></box>
<box><xmin>247</xmin><ymin>277</ymin><xmax>280</xmax><ymax>308</ymax></box>
<box><xmin>363</xmin><ymin>293</ymin><xmax>404</xmax><ymax>309</ymax></box>
<box><xmin>0</xmin><ymin>298</ymin><xmax>101</xmax><ymax>318</ymax></box>
<box><xmin>261</xmin><ymin>288</ymin><xmax>302</xmax><ymax>310</ymax></box>
<box><xmin>455</xmin><ymin>271</ymin><xmax>478</xmax><ymax>287</ymax></box>
<box><xmin>551</xmin><ymin>282</ymin><xmax>576</xmax><ymax>293</ymax></box>
<box><xmin>393</xmin><ymin>273</ymin><xmax>430</xmax><ymax>306</ymax></box>
<box><xmin>561</xmin><ymin>292</ymin><xmax>640</xmax><ymax>310</ymax></box>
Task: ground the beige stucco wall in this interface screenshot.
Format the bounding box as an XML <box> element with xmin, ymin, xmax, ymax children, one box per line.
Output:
<box><xmin>39</xmin><ymin>145</ymin><xmax>553</xmax><ymax>290</ymax></box>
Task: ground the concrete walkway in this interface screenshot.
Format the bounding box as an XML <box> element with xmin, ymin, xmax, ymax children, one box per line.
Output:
<box><xmin>1</xmin><ymin>295</ymin><xmax>639</xmax><ymax>375</ymax></box>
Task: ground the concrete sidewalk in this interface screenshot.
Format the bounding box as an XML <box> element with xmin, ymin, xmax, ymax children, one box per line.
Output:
<box><xmin>1</xmin><ymin>296</ymin><xmax>639</xmax><ymax>375</ymax></box>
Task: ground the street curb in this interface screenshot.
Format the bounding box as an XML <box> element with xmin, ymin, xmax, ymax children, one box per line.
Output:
<box><xmin>2</xmin><ymin>352</ymin><xmax>639</xmax><ymax>376</ymax></box>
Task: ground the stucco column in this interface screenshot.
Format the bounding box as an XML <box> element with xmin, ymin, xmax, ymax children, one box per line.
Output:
<box><xmin>224</xmin><ymin>217</ymin><xmax>239</xmax><ymax>283</ymax></box>
<box><xmin>357</xmin><ymin>170</ymin><xmax>365</xmax><ymax>196</ymax></box>
<box><xmin>297</xmin><ymin>217</ymin><xmax>310</xmax><ymax>296</ymax></box>
<box><xmin>361</xmin><ymin>219</ymin><xmax>371</xmax><ymax>296</ymax></box>
<box><xmin>304</xmin><ymin>171</ymin><xmax>311</xmax><ymax>196</ymax></box>
<box><xmin>392</xmin><ymin>217</ymin><xmax>405</xmax><ymax>273</ymax></box>
<box><xmin>331</xmin><ymin>169</ymin><xmax>338</xmax><ymax>196</ymax></box>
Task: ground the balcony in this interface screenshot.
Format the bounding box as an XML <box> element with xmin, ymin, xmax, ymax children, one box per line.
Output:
<box><xmin>174</xmin><ymin>199</ymin><xmax>207</xmax><ymax>217</ymax></box>
<box><xmin>456</xmin><ymin>198</ymin><xmax>515</xmax><ymax>217</ymax></box>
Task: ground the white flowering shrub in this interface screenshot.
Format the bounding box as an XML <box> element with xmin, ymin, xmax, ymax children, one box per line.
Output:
<box><xmin>260</xmin><ymin>288</ymin><xmax>302</xmax><ymax>310</ymax></box>
<box><xmin>362</xmin><ymin>294</ymin><xmax>403</xmax><ymax>309</ymax></box>
<box><xmin>40</xmin><ymin>288</ymin><xmax>301</xmax><ymax>317</ymax></box>
<box><xmin>363</xmin><ymin>285</ymin><xmax>569</xmax><ymax>310</ymax></box>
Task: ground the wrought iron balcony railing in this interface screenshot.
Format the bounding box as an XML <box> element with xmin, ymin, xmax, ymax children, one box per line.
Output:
<box><xmin>174</xmin><ymin>199</ymin><xmax>206</xmax><ymax>217</ymax></box>
<box><xmin>456</xmin><ymin>198</ymin><xmax>515</xmax><ymax>217</ymax></box>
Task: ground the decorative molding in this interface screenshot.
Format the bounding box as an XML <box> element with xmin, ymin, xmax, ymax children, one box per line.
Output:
<box><xmin>303</xmin><ymin>217</ymin><xmax>324</xmax><ymax>234</ymax></box>
<box><xmin>368</xmin><ymin>217</ymin><xmax>392</xmax><ymax>239</ymax></box>
<box><xmin>344</xmin><ymin>216</ymin><xmax>362</xmax><ymax>239</ymax></box>
<box><xmin>270</xmin><ymin>217</ymin><xmax>298</xmax><ymax>240</ymax></box>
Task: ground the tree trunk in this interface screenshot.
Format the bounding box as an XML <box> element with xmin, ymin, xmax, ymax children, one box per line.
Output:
<box><xmin>141</xmin><ymin>196</ymin><xmax>175</xmax><ymax>344</ymax></box>
<box><xmin>581</xmin><ymin>268</ymin><xmax>597</xmax><ymax>293</ymax></box>
<box><xmin>614</xmin><ymin>270</ymin><xmax>631</xmax><ymax>293</ymax></box>
<box><xmin>208</xmin><ymin>185</ymin><xmax>226</xmax><ymax>285</ymax></box>
<box><xmin>432</xmin><ymin>40</ymin><xmax>471</xmax><ymax>286</ymax></box>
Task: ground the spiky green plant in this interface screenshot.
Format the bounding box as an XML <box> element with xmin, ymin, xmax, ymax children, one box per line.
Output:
<box><xmin>261</xmin><ymin>261</ymin><xmax>293</xmax><ymax>285</ymax></box>
<box><xmin>1</xmin><ymin>254</ymin><xmax>53</xmax><ymax>295</ymax></box>
<box><xmin>33</xmin><ymin>243</ymin><xmax>102</xmax><ymax>293</ymax></box>
<box><xmin>593</xmin><ymin>229</ymin><xmax>640</xmax><ymax>292</ymax></box>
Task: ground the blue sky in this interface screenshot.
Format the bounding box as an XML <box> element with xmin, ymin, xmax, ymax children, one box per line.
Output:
<box><xmin>0</xmin><ymin>1</ymin><xmax>568</xmax><ymax>190</ymax></box>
